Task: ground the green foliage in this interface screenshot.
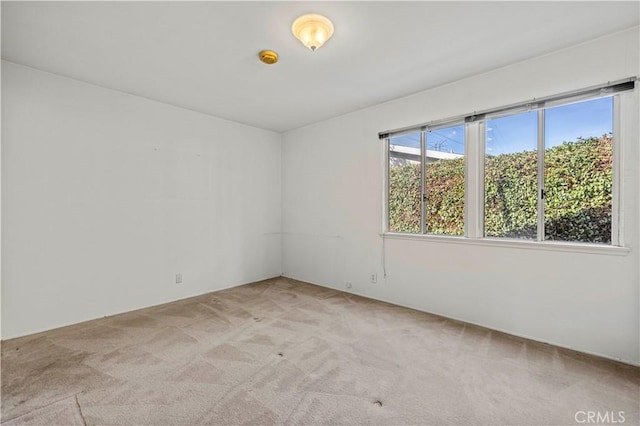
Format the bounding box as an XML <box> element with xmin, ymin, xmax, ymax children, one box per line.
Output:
<box><xmin>389</xmin><ymin>162</ymin><xmax>421</xmax><ymax>233</ymax></box>
<box><xmin>542</xmin><ymin>135</ymin><xmax>612</xmax><ymax>243</ymax></box>
<box><xmin>485</xmin><ymin>149</ymin><xmax>537</xmax><ymax>239</ymax></box>
<box><xmin>389</xmin><ymin>135</ymin><xmax>612</xmax><ymax>243</ymax></box>
<box><xmin>425</xmin><ymin>158</ymin><xmax>465</xmax><ymax>235</ymax></box>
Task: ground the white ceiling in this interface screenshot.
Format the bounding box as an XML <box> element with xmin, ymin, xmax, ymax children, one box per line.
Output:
<box><xmin>2</xmin><ymin>1</ymin><xmax>639</xmax><ymax>132</ymax></box>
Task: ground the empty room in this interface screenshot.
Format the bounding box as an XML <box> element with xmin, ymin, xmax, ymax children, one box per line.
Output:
<box><xmin>1</xmin><ymin>1</ymin><xmax>639</xmax><ymax>425</ymax></box>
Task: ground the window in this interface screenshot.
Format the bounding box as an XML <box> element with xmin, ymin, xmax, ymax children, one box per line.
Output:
<box><xmin>383</xmin><ymin>79</ymin><xmax>634</xmax><ymax>248</ymax></box>
<box><xmin>387</xmin><ymin>125</ymin><xmax>465</xmax><ymax>235</ymax></box>
<box><xmin>483</xmin><ymin>97</ymin><xmax>613</xmax><ymax>244</ymax></box>
<box><xmin>543</xmin><ymin>98</ymin><xmax>613</xmax><ymax>244</ymax></box>
<box><xmin>426</xmin><ymin>125</ymin><xmax>465</xmax><ymax>236</ymax></box>
<box><xmin>485</xmin><ymin>111</ymin><xmax>538</xmax><ymax>240</ymax></box>
<box><xmin>388</xmin><ymin>133</ymin><xmax>421</xmax><ymax>233</ymax></box>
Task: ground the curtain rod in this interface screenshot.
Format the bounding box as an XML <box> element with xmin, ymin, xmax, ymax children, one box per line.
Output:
<box><xmin>378</xmin><ymin>77</ymin><xmax>637</xmax><ymax>140</ymax></box>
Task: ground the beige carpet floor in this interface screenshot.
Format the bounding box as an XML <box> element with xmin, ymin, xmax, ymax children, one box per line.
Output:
<box><xmin>1</xmin><ymin>277</ymin><xmax>638</xmax><ymax>425</ymax></box>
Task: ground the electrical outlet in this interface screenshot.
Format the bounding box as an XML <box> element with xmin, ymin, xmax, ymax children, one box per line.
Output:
<box><xmin>370</xmin><ymin>273</ymin><xmax>377</xmax><ymax>284</ymax></box>
<box><xmin>345</xmin><ymin>282</ymin><xmax>353</xmax><ymax>289</ymax></box>
<box><xmin>176</xmin><ymin>273</ymin><xmax>182</xmax><ymax>284</ymax></box>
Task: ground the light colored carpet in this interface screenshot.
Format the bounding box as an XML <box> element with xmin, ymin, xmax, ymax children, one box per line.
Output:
<box><xmin>1</xmin><ymin>277</ymin><xmax>638</xmax><ymax>425</ymax></box>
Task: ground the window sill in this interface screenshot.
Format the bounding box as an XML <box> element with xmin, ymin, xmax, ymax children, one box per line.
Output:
<box><xmin>382</xmin><ymin>232</ymin><xmax>631</xmax><ymax>256</ymax></box>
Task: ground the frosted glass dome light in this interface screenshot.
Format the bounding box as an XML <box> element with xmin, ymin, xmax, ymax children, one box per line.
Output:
<box><xmin>291</xmin><ymin>14</ymin><xmax>334</xmax><ymax>52</ymax></box>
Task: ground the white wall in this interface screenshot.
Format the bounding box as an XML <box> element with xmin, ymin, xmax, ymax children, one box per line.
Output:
<box><xmin>1</xmin><ymin>61</ymin><xmax>282</xmax><ymax>339</ymax></box>
<box><xmin>2</xmin><ymin>28</ymin><xmax>639</xmax><ymax>365</ymax></box>
<box><xmin>0</xmin><ymin>60</ymin><xmax>3</xmax><ymax>341</ymax></box>
<box><xmin>282</xmin><ymin>27</ymin><xmax>640</xmax><ymax>365</ymax></box>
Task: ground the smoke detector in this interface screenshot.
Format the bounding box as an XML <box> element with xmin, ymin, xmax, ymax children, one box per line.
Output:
<box><xmin>259</xmin><ymin>50</ymin><xmax>279</xmax><ymax>65</ymax></box>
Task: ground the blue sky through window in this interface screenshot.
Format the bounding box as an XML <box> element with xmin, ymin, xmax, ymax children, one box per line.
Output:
<box><xmin>545</xmin><ymin>96</ymin><xmax>612</xmax><ymax>149</ymax></box>
<box><xmin>390</xmin><ymin>96</ymin><xmax>613</xmax><ymax>156</ymax></box>
<box><xmin>428</xmin><ymin>125</ymin><xmax>465</xmax><ymax>154</ymax></box>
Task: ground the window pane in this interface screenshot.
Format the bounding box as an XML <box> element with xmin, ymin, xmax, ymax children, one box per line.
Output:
<box><xmin>484</xmin><ymin>111</ymin><xmax>538</xmax><ymax>239</ymax></box>
<box><xmin>388</xmin><ymin>133</ymin><xmax>421</xmax><ymax>233</ymax></box>
<box><xmin>544</xmin><ymin>97</ymin><xmax>613</xmax><ymax>244</ymax></box>
<box><xmin>425</xmin><ymin>125</ymin><xmax>465</xmax><ymax>236</ymax></box>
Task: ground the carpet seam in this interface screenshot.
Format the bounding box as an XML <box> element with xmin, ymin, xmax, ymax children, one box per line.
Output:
<box><xmin>75</xmin><ymin>394</ymin><xmax>87</xmax><ymax>426</ymax></box>
<box><xmin>1</xmin><ymin>393</ymin><xmax>80</xmax><ymax>424</ymax></box>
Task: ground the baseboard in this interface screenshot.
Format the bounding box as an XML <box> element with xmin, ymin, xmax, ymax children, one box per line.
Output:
<box><xmin>281</xmin><ymin>275</ymin><xmax>640</xmax><ymax>368</ymax></box>
<box><xmin>0</xmin><ymin>274</ymin><xmax>283</xmax><ymax>343</ymax></box>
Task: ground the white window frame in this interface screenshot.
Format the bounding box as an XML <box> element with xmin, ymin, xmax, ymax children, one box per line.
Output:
<box><xmin>381</xmin><ymin>80</ymin><xmax>636</xmax><ymax>256</ymax></box>
<box><xmin>386</xmin><ymin>123</ymin><xmax>467</xmax><ymax>237</ymax></box>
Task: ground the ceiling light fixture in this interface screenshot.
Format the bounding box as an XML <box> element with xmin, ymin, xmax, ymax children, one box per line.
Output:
<box><xmin>291</xmin><ymin>13</ymin><xmax>334</xmax><ymax>52</ymax></box>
